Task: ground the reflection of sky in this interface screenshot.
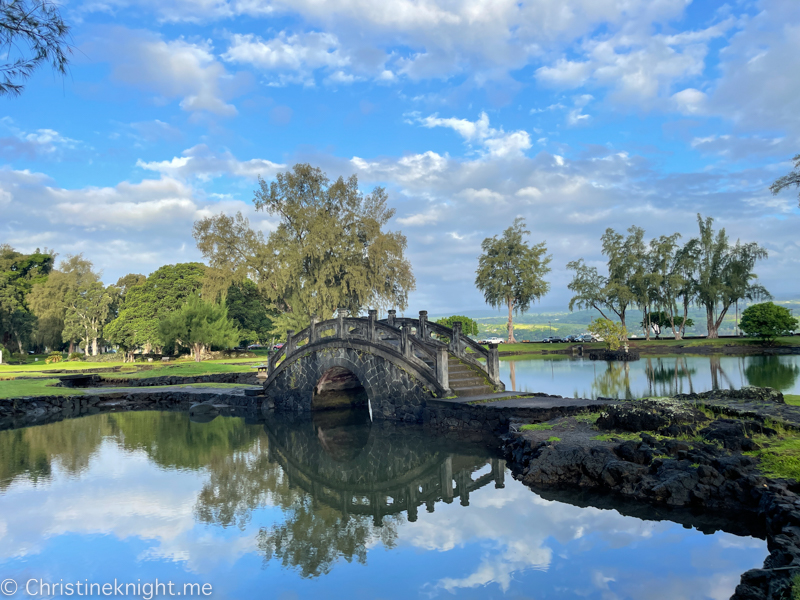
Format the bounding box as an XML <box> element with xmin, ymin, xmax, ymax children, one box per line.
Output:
<box><xmin>502</xmin><ymin>354</ymin><xmax>800</xmax><ymax>399</ymax></box>
<box><xmin>0</xmin><ymin>425</ymin><xmax>766</xmax><ymax>600</ymax></box>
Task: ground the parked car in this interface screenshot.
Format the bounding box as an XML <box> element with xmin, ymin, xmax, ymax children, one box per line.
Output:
<box><xmin>578</xmin><ymin>334</ymin><xmax>596</xmax><ymax>342</ymax></box>
<box><xmin>247</xmin><ymin>343</ymin><xmax>264</xmax><ymax>350</ymax></box>
<box><xmin>483</xmin><ymin>336</ymin><xmax>505</xmax><ymax>344</ymax></box>
<box><xmin>271</xmin><ymin>343</ymin><xmax>284</xmax><ymax>351</ymax></box>
<box><xmin>542</xmin><ymin>336</ymin><xmax>561</xmax><ymax>343</ymax></box>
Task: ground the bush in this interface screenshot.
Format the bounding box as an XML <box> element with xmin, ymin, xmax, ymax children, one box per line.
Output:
<box><xmin>45</xmin><ymin>352</ymin><xmax>63</xmax><ymax>364</ymax></box>
<box><xmin>67</xmin><ymin>352</ymin><xmax>82</xmax><ymax>361</ymax></box>
<box><xmin>740</xmin><ymin>302</ymin><xmax>798</xmax><ymax>343</ymax></box>
<box><xmin>0</xmin><ymin>345</ymin><xmax>9</xmax><ymax>364</ymax></box>
<box><xmin>588</xmin><ymin>318</ymin><xmax>627</xmax><ymax>350</ymax></box>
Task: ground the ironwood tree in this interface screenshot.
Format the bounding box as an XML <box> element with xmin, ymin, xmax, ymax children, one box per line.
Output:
<box><xmin>475</xmin><ymin>218</ymin><xmax>551</xmax><ymax>344</ymax></box>
<box><xmin>771</xmin><ymin>154</ymin><xmax>800</xmax><ymax>207</ymax></box>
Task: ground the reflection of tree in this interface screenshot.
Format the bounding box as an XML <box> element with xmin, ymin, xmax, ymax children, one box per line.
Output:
<box><xmin>257</xmin><ymin>498</ymin><xmax>398</xmax><ymax>578</ymax></box>
<box><xmin>644</xmin><ymin>357</ymin><xmax>697</xmax><ymax>397</ymax></box>
<box><xmin>108</xmin><ymin>412</ymin><xmax>264</xmax><ymax>470</ymax></box>
<box><xmin>709</xmin><ymin>356</ymin><xmax>734</xmax><ymax>390</ymax></box>
<box><xmin>509</xmin><ymin>361</ymin><xmax>517</xmax><ymax>391</ymax></box>
<box><xmin>744</xmin><ymin>356</ymin><xmax>800</xmax><ymax>392</ymax></box>
<box><xmin>0</xmin><ymin>416</ymin><xmax>111</xmax><ymax>490</ymax></box>
<box><xmin>592</xmin><ymin>362</ymin><xmax>632</xmax><ymax>399</ymax></box>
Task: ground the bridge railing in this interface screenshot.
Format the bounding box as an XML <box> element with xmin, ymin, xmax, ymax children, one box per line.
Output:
<box><xmin>267</xmin><ymin>309</ymin><xmax>463</xmax><ymax>393</ymax></box>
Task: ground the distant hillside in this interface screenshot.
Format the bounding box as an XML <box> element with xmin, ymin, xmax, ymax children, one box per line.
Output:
<box><xmin>431</xmin><ymin>300</ymin><xmax>799</xmax><ymax>341</ymax></box>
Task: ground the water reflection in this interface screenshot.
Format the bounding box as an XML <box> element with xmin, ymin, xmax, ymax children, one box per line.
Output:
<box><xmin>502</xmin><ymin>353</ymin><xmax>800</xmax><ymax>399</ymax></box>
<box><xmin>0</xmin><ymin>411</ymin><xmax>768</xmax><ymax>599</ymax></box>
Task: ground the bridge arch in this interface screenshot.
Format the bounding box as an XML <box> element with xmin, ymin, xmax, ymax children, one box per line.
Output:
<box><xmin>263</xmin><ymin>309</ymin><xmax>505</xmax><ymax>422</ymax></box>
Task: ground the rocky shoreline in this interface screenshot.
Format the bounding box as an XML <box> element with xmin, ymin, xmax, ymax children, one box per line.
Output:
<box><xmin>501</xmin><ymin>388</ymin><xmax>800</xmax><ymax>599</ymax></box>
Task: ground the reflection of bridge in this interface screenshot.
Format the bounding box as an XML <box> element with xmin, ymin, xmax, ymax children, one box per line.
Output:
<box><xmin>263</xmin><ymin>411</ymin><xmax>505</xmax><ymax>525</ymax></box>
<box><xmin>263</xmin><ymin>310</ymin><xmax>505</xmax><ymax>422</ymax></box>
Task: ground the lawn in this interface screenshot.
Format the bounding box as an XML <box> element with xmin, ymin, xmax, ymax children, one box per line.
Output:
<box><xmin>489</xmin><ymin>336</ymin><xmax>799</xmax><ymax>355</ymax></box>
<box><xmin>0</xmin><ymin>378</ymin><xmax>73</xmax><ymax>399</ymax></box>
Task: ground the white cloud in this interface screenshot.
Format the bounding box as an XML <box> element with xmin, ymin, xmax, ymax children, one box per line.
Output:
<box><xmin>413</xmin><ymin>111</ymin><xmax>531</xmax><ymax>158</ymax></box>
<box><xmin>92</xmin><ymin>28</ymin><xmax>247</xmax><ymax>116</ymax></box>
<box><xmin>0</xmin><ymin>118</ymin><xmax>80</xmax><ymax>160</ymax></box>
<box><xmin>136</xmin><ymin>144</ymin><xmax>285</xmax><ymax>181</ymax></box>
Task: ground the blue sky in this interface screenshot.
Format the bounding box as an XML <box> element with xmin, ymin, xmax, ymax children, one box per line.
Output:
<box><xmin>2</xmin><ymin>0</ymin><xmax>799</xmax><ymax>315</ymax></box>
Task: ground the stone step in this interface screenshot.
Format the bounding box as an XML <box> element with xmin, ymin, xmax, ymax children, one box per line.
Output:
<box><xmin>451</xmin><ymin>383</ymin><xmax>496</xmax><ymax>397</ymax></box>
<box><xmin>448</xmin><ymin>373</ymin><xmax>486</xmax><ymax>384</ymax></box>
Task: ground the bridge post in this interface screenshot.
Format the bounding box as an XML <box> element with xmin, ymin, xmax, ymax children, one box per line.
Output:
<box><xmin>400</xmin><ymin>323</ymin><xmax>412</xmax><ymax>359</ymax></box>
<box><xmin>492</xmin><ymin>458</ymin><xmax>506</xmax><ymax>489</ymax></box>
<box><xmin>309</xmin><ymin>314</ymin><xmax>318</xmax><ymax>344</ymax></box>
<box><xmin>450</xmin><ymin>321</ymin><xmax>462</xmax><ymax>355</ymax></box>
<box><xmin>387</xmin><ymin>309</ymin><xmax>396</xmax><ymax>328</ymax></box>
<box><xmin>435</xmin><ymin>345</ymin><xmax>449</xmax><ymax>391</ymax></box>
<box><xmin>368</xmin><ymin>309</ymin><xmax>377</xmax><ymax>343</ymax></box>
<box><xmin>337</xmin><ymin>308</ymin><xmax>349</xmax><ymax>338</ymax></box>
<box><xmin>286</xmin><ymin>330</ymin><xmax>295</xmax><ymax>355</ymax></box>
<box><xmin>418</xmin><ymin>310</ymin><xmax>429</xmax><ymax>340</ymax></box>
<box><xmin>487</xmin><ymin>343</ymin><xmax>500</xmax><ymax>386</ymax></box>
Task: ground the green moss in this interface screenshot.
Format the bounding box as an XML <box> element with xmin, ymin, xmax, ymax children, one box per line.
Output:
<box><xmin>592</xmin><ymin>432</ymin><xmax>641</xmax><ymax>442</ymax></box>
<box><xmin>574</xmin><ymin>412</ymin><xmax>601</xmax><ymax>423</ymax></box>
<box><xmin>521</xmin><ymin>422</ymin><xmax>554</xmax><ymax>431</ymax></box>
<box><xmin>792</xmin><ymin>573</ymin><xmax>800</xmax><ymax>600</ymax></box>
<box><xmin>751</xmin><ymin>436</ymin><xmax>800</xmax><ymax>480</ymax></box>
<box><xmin>546</xmin><ymin>436</ymin><xmax>561</xmax><ymax>442</ymax></box>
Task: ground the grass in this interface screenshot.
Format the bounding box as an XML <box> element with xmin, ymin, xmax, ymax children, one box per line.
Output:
<box><xmin>546</xmin><ymin>436</ymin><xmax>561</xmax><ymax>442</ymax></box>
<box><xmin>574</xmin><ymin>412</ymin><xmax>602</xmax><ymax>423</ymax></box>
<box><xmin>520</xmin><ymin>422</ymin><xmax>554</xmax><ymax>431</ymax></box>
<box><xmin>785</xmin><ymin>395</ymin><xmax>800</xmax><ymax>407</ymax></box>
<box><xmin>592</xmin><ymin>432</ymin><xmax>641</xmax><ymax>442</ymax></box>
<box><xmin>0</xmin><ymin>378</ymin><xmax>77</xmax><ymax>399</ymax></box>
<box><xmin>488</xmin><ymin>336</ymin><xmax>800</xmax><ymax>354</ymax></box>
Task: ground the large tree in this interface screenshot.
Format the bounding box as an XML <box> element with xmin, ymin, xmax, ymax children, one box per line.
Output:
<box><xmin>0</xmin><ymin>0</ymin><xmax>71</xmax><ymax>96</ymax></box>
<box><xmin>475</xmin><ymin>218</ymin><xmax>551</xmax><ymax>343</ymax></box>
<box><xmin>225</xmin><ymin>279</ymin><xmax>274</xmax><ymax>345</ymax></box>
<box><xmin>566</xmin><ymin>227</ymin><xmax>642</xmax><ymax>337</ymax></box>
<box><xmin>104</xmin><ymin>263</ymin><xmax>205</xmax><ymax>355</ymax></box>
<box><xmin>62</xmin><ymin>280</ymin><xmax>115</xmax><ymax>356</ymax></box>
<box><xmin>739</xmin><ymin>302</ymin><xmax>798</xmax><ymax>344</ymax></box>
<box><xmin>27</xmin><ymin>254</ymin><xmax>100</xmax><ymax>352</ymax></box>
<box><xmin>159</xmin><ymin>295</ymin><xmax>240</xmax><ymax>362</ymax></box>
<box><xmin>687</xmin><ymin>215</ymin><xmax>769</xmax><ymax>339</ymax></box>
<box><xmin>770</xmin><ymin>154</ymin><xmax>800</xmax><ymax>207</ymax></box>
<box><xmin>194</xmin><ymin>164</ymin><xmax>416</xmax><ymax>328</ymax></box>
<box><xmin>0</xmin><ymin>244</ymin><xmax>53</xmax><ymax>352</ymax></box>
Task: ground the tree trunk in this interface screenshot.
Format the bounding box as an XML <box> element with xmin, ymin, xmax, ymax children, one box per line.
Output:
<box><xmin>643</xmin><ymin>308</ymin><xmax>651</xmax><ymax>341</ymax></box>
<box><xmin>706</xmin><ymin>305</ymin><xmax>718</xmax><ymax>339</ymax></box>
<box><xmin>194</xmin><ymin>343</ymin><xmax>202</xmax><ymax>362</ymax></box>
<box><xmin>68</xmin><ymin>340</ymin><xmax>75</xmax><ymax>354</ymax></box>
<box><xmin>507</xmin><ymin>298</ymin><xmax>516</xmax><ymax>344</ymax></box>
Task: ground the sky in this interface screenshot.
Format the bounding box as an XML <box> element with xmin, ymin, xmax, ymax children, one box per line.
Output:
<box><xmin>1</xmin><ymin>0</ymin><xmax>799</xmax><ymax>316</ymax></box>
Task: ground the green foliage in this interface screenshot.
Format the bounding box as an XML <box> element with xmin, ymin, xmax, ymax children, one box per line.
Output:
<box><xmin>0</xmin><ymin>0</ymin><xmax>71</xmax><ymax>97</ymax></box>
<box><xmin>195</xmin><ymin>164</ymin><xmax>416</xmax><ymax>324</ymax></box>
<box><xmin>688</xmin><ymin>215</ymin><xmax>770</xmax><ymax>338</ymax></box>
<box><xmin>44</xmin><ymin>351</ymin><xmax>62</xmax><ymax>364</ymax></box>
<box><xmin>642</xmin><ymin>311</ymin><xmax>694</xmax><ymax>338</ymax></box>
<box><xmin>158</xmin><ymin>295</ymin><xmax>240</xmax><ymax>362</ymax></box>
<box><xmin>574</xmin><ymin>412</ymin><xmax>601</xmax><ymax>423</ymax></box>
<box><xmin>225</xmin><ymin>280</ymin><xmax>274</xmax><ymax>344</ymax></box>
<box><xmin>546</xmin><ymin>436</ymin><xmax>561</xmax><ymax>442</ymax></box>
<box><xmin>740</xmin><ymin>302</ymin><xmax>798</xmax><ymax>343</ymax></box>
<box><xmin>475</xmin><ymin>218</ymin><xmax>551</xmax><ymax>343</ymax></box>
<box><xmin>105</xmin><ymin>263</ymin><xmax>205</xmax><ymax>352</ymax></box>
<box><xmin>435</xmin><ymin>315</ymin><xmax>479</xmax><ymax>337</ymax></box>
<box><xmin>520</xmin><ymin>422</ymin><xmax>554</xmax><ymax>431</ymax></box>
<box><xmin>752</xmin><ymin>436</ymin><xmax>800</xmax><ymax>481</ymax></box>
<box><xmin>771</xmin><ymin>154</ymin><xmax>800</xmax><ymax>208</ymax></box>
<box><xmin>67</xmin><ymin>352</ymin><xmax>81</xmax><ymax>361</ymax></box>
<box><xmin>588</xmin><ymin>318</ymin><xmax>627</xmax><ymax>350</ymax></box>
<box><xmin>0</xmin><ymin>245</ymin><xmax>54</xmax><ymax>352</ymax></box>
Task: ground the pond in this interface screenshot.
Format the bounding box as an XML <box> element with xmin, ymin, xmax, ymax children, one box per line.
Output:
<box><xmin>501</xmin><ymin>354</ymin><xmax>800</xmax><ymax>399</ymax></box>
<box><xmin>0</xmin><ymin>410</ymin><xmax>767</xmax><ymax>599</ymax></box>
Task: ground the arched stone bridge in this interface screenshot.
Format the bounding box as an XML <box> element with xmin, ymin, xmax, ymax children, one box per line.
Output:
<box><xmin>263</xmin><ymin>309</ymin><xmax>505</xmax><ymax>422</ymax></box>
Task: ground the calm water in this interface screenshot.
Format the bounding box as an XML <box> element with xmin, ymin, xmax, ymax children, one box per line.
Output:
<box><xmin>0</xmin><ymin>410</ymin><xmax>767</xmax><ymax>599</ymax></box>
<box><xmin>502</xmin><ymin>354</ymin><xmax>800</xmax><ymax>399</ymax></box>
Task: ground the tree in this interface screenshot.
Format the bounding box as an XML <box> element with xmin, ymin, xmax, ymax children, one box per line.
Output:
<box><xmin>588</xmin><ymin>318</ymin><xmax>627</xmax><ymax>351</ymax></box>
<box><xmin>739</xmin><ymin>302</ymin><xmax>798</xmax><ymax>344</ymax></box>
<box><xmin>0</xmin><ymin>0</ymin><xmax>71</xmax><ymax>96</ymax></box>
<box><xmin>27</xmin><ymin>254</ymin><xmax>101</xmax><ymax>352</ymax></box>
<box><xmin>641</xmin><ymin>311</ymin><xmax>693</xmax><ymax>339</ymax></box>
<box><xmin>688</xmin><ymin>215</ymin><xmax>770</xmax><ymax>339</ymax></box>
<box><xmin>475</xmin><ymin>218</ymin><xmax>552</xmax><ymax>344</ymax></box>
<box><xmin>158</xmin><ymin>295</ymin><xmax>240</xmax><ymax>362</ymax></box>
<box><xmin>105</xmin><ymin>263</ymin><xmax>205</xmax><ymax>355</ymax></box>
<box><xmin>62</xmin><ymin>280</ymin><xmax>114</xmax><ymax>355</ymax></box>
<box><xmin>435</xmin><ymin>315</ymin><xmax>479</xmax><ymax>337</ymax></box>
<box><xmin>770</xmin><ymin>154</ymin><xmax>800</xmax><ymax>207</ymax></box>
<box><xmin>0</xmin><ymin>244</ymin><xmax>53</xmax><ymax>351</ymax></box>
<box><xmin>225</xmin><ymin>279</ymin><xmax>274</xmax><ymax>345</ymax></box>
<box><xmin>194</xmin><ymin>165</ymin><xmax>416</xmax><ymax>331</ymax></box>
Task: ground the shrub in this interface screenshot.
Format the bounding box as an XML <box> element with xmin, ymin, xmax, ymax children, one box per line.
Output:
<box><xmin>740</xmin><ymin>302</ymin><xmax>798</xmax><ymax>344</ymax></box>
<box><xmin>45</xmin><ymin>352</ymin><xmax>63</xmax><ymax>364</ymax></box>
<box><xmin>588</xmin><ymin>318</ymin><xmax>627</xmax><ymax>350</ymax></box>
<box><xmin>68</xmin><ymin>352</ymin><xmax>82</xmax><ymax>361</ymax></box>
